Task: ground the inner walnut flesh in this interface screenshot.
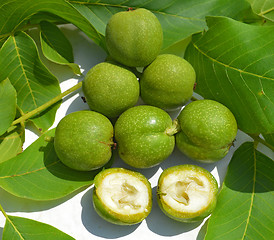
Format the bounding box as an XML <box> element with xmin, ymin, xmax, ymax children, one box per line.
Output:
<box><xmin>99</xmin><ymin>173</ymin><xmax>150</xmax><ymax>215</ymax></box>
<box><xmin>161</xmin><ymin>173</ymin><xmax>211</xmax><ymax>213</ymax></box>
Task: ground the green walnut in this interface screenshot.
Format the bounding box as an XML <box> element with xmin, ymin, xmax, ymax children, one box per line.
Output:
<box><xmin>157</xmin><ymin>165</ymin><xmax>218</xmax><ymax>222</ymax></box>
<box><xmin>54</xmin><ymin>111</ymin><xmax>114</xmax><ymax>171</ymax></box>
<box><xmin>93</xmin><ymin>168</ymin><xmax>152</xmax><ymax>225</ymax></box>
<box><xmin>105</xmin><ymin>8</ymin><xmax>163</xmax><ymax>67</ymax></box>
<box><xmin>176</xmin><ymin>100</ymin><xmax>238</xmax><ymax>162</ymax></box>
<box><xmin>140</xmin><ymin>54</ymin><xmax>196</xmax><ymax>110</ymax></box>
<box><xmin>114</xmin><ymin>105</ymin><xmax>178</xmax><ymax>168</ymax></box>
<box><xmin>82</xmin><ymin>62</ymin><xmax>139</xmax><ymax>118</ymax></box>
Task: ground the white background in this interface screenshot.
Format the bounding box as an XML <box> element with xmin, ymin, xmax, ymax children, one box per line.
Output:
<box><xmin>0</xmin><ymin>25</ymin><xmax>273</xmax><ymax>240</ymax></box>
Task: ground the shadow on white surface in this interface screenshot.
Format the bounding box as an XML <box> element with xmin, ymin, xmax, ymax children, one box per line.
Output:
<box><xmin>112</xmin><ymin>156</ymin><xmax>161</xmax><ymax>181</ymax></box>
<box><xmin>65</xmin><ymin>90</ymin><xmax>90</xmax><ymax>116</ymax></box>
<box><xmin>0</xmin><ymin>227</ymin><xmax>3</xmax><ymax>238</ymax></box>
<box><xmin>81</xmin><ymin>187</ymin><xmax>140</xmax><ymax>238</ymax></box>
<box><xmin>196</xmin><ymin>218</ymin><xmax>209</xmax><ymax>240</ymax></box>
<box><xmin>160</xmin><ymin>147</ymin><xmax>217</xmax><ymax>173</ymax></box>
<box><xmin>145</xmin><ymin>186</ymin><xmax>203</xmax><ymax>237</ymax></box>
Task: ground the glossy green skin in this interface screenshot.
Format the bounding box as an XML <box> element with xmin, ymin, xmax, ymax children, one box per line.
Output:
<box><xmin>114</xmin><ymin>105</ymin><xmax>175</xmax><ymax>168</ymax></box>
<box><xmin>54</xmin><ymin>111</ymin><xmax>113</xmax><ymax>171</ymax></box>
<box><xmin>157</xmin><ymin>165</ymin><xmax>218</xmax><ymax>222</ymax></box>
<box><xmin>82</xmin><ymin>62</ymin><xmax>139</xmax><ymax>118</ymax></box>
<box><xmin>93</xmin><ymin>168</ymin><xmax>152</xmax><ymax>225</ymax></box>
<box><xmin>105</xmin><ymin>8</ymin><xmax>163</xmax><ymax>67</ymax></box>
<box><xmin>140</xmin><ymin>54</ymin><xmax>196</xmax><ymax>110</ymax></box>
<box><xmin>176</xmin><ymin>100</ymin><xmax>238</xmax><ymax>162</ymax></box>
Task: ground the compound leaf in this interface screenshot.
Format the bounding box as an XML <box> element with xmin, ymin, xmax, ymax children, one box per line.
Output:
<box><xmin>0</xmin><ymin>32</ymin><xmax>61</xmax><ymax>132</ymax></box>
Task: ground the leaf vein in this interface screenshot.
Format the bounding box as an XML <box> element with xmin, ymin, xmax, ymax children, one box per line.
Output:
<box><xmin>11</xmin><ymin>35</ymin><xmax>38</xmax><ymax>110</ymax></box>
<box><xmin>0</xmin><ymin>160</ymin><xmax>60</xmax><ymax>179</ymax></box>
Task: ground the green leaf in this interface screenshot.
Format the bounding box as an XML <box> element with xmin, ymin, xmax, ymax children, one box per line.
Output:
<box><xmin>0</xmin><ymin>125</ymin><xmax>24</xmax><ymax>164</ymax></box>
<box><xmin>69</xmin><ymin>0</ymin><xmax>251</xmax><ymax>49</ymax></box>
<box><xmin>3</xmin><ymin>215</ymin><xmax>75</xmax><ymax>240</ymax></box>
<box><xmin>185</xmin><ymin>16</ymin><xmax>274</xmax><ymax>134</ymax></box>
<box><xmin>0</xmin><ymin>32</ymin><xmax>61</xmax><ymax>132</ymax></box>
<box><xmin>0</xmin><ymin>129</ymin><xmax>113</xmax><ymax>201</ymax></box>
<box><xmin>205</xmin><ymin>142</ymin><xmax>274</xmax><ymax>240</ymax></box>
<box><xmin>0</xmin><ymin>0</ymin><xmax>103</xmax><ymax>48</ymax></box>
<box><xmin>27</xmin><ymin>12</ymin><xmax>68</xmax><ymax>25</ymax></box>
<box><xmin>0</xmin><ymin>78</ymin><xmax>17</xmax><ymax>136</ymax></box>
<box><xmin>247</xmin><ymin>0</ymin><xmax>274</xmax><ymax>21</ymax></box>
<box><xmin>40</xmin><ymin>21</ymin><xmax>81</xmax><ymax>75</ymax></box>
<box><xmin>262</xmin><ymin>133</ymin><xmax>274</xmax><ymax>147</ymax></box>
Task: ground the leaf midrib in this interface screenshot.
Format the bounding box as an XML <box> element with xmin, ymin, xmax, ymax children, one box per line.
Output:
<box><xmin>241</xmin><ymin>145</ymin><xmax>256</xmax><ymax>239</ymax></box>
<box><xmin>192</xmin><ymin>40</ymin><xmax>274</xmax><ymax>81</ymax></box>
<box><xmin>0</xmin><ymin>160</ymin><xmax>60</xmax><ymax>179</ymax></box>
<box><xmin>6</xmin><ymin>216</ymin><xmax>25</xmax><ymax>240</ymax></box>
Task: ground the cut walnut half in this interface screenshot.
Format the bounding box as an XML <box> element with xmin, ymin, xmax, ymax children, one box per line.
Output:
<box><xmin>157</xmin><ymin>165</ymin><xmax>218</xmax><ymax>222</ymax></box>
<box><xmin>93</xmin><ymin>168</ymin><xmax>152</xmax><ymax>225</ymax></box>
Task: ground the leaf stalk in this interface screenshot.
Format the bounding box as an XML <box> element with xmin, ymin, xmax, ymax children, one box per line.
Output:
<box><xmin>0</xmin><ymin>203</ymin><xmax>8</xmax><ymax>219</ymax></box>
<box><xmin>0</xmin><ymin>202</ymin><xmax>25</xmax><ymax>239</ymax></box>
<box><xmin>248</xmin><ymin>134</ymin><xmax>274</xmax><ymax>152</ymax></box>
<box><xmin>11</xmin><ymin>81</ymin><xmax>83</xmax><ymax>126</ymax></box>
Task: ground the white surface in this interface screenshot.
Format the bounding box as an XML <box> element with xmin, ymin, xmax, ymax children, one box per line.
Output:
<box><xmin>0</xmin><ymin>25</ymin><xmax>272</xmax><ymax>240</ymax></box>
